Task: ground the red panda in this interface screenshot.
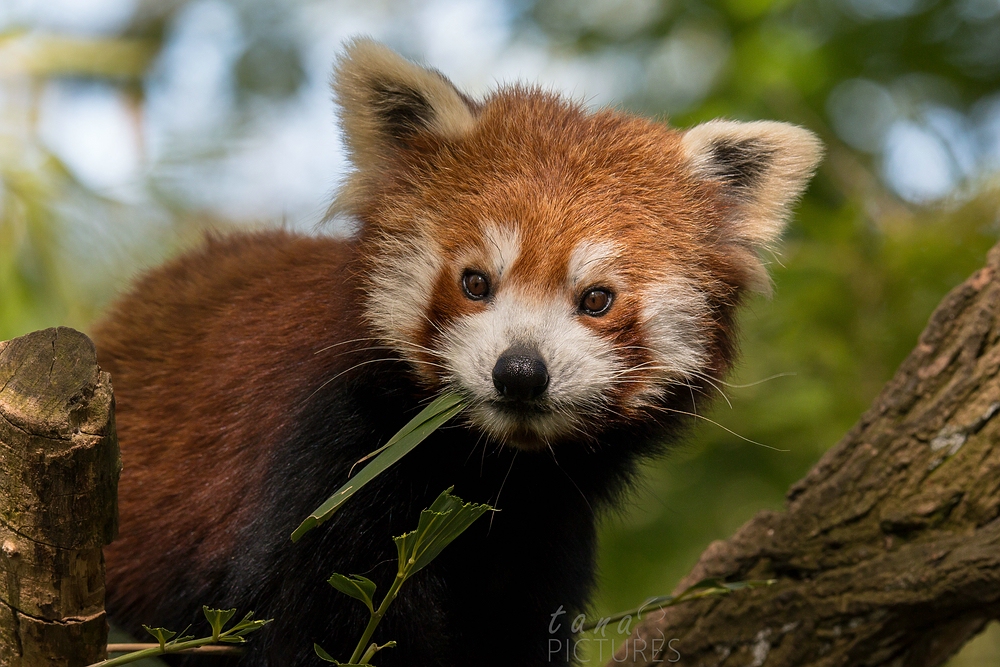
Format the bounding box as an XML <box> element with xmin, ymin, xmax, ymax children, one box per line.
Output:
<box><xmin>94</xmin><ymin>39</ymin><xmax>821</xmax><ymax>666</ymax></box>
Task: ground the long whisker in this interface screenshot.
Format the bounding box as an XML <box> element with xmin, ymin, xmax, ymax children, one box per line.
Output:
<box><xmin>688</xmin><ymin>371</ymin><xmax>733</xmax><ymax>409</ymax></box>
<box><xmin>315</xmin><ymin>337</ymin><xmax>446</xmax><ymax>360</ymax></box>
<box><xmin>420</xmin><ymin>312</ymin><xmax>449</xmax><ymax>339</ymax></box>
<box><xmin>465</xmin><ymin>430</ymin><xmax>488</xmax><ymax>468</ymax></box>
<box><xmin>304</xmin><ymin>357</ymin><xmax>446</xmax><ymax>404</ymax></box>
<box><xmin>312</xmin><ymin>337</ymin><xmax>384</xmax><ymax>355</ymax></box>
<box><xmin>609</xmin><ymin>360</ymin><xmax>663</xmax><ymax>377</ymax></box>
<box><xmin>609</xmin><ymin>360</ymin><xmax>744</xmax><ymax>410</ymax></box>
<box><xmin>684</xmin><ymin>379</ymin><xmax>699</xmax><ymax>415</ymax></box>
<box><xmin>548</xmin><ymin>445</ymin><xmax>595</xmax><ymax>517</ymax></box>
<box><xmin>711</xmin><ymin>372</ymin><xmax>797</xmax><ymax>389</ymax></box>
<box><xmin>377</xmin><ymin>337</ymin><xmax>445</xmax><ymax>357</ymax></box>
<box><xmin>614</xmin><ymin>344</ymin><xmax>795</xmax><ymax>391</ymax></box>
<box><xmin>320</xmin><ymin>344</ymin><xmax>450</xmax><ymax>369</ymax></box>
<box><xmin>489</xmin><ymin>451</ymin><xmax>519</xmax><ymax>532</ymax></box>
<box><xmin>646</xmin><ymin>405</ymin><xmax>788</xmax><ymax>452</ymax></box>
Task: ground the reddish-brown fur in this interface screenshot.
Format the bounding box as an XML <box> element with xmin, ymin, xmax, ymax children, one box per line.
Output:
<box><xmin>97</xmin><ymin>232</ymin><xmax>366</xmax><ymax>620</ymax></box>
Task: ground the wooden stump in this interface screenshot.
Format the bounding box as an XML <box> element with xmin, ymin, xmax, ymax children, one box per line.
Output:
<box><xmin>0</xmin><ymin>327</ymin><xmax>120</xmax><ymax>666</ymax></box>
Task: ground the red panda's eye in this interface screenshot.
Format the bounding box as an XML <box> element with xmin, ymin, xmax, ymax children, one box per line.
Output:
<box><xmin>462</xmin><ymin>270</ymin><xmax>490</xmax><ymax>300</ymax></box>
<box><xmin>580</xmin><ymin>288</ymin><xmax>613</xmax><ymax>316</ymax></box>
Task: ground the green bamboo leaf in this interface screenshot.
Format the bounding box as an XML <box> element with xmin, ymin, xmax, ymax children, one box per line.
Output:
<box><xmin>327</xmin><ymin>573</ymin><xmax>377</xmax><ymax>613</ymax></box>
<box><xmin>202</xmin><ymin>607</ymin><xmax>237</xmax><ymax>640</ymax></box>
<box><xmin>394</xmin><ymin>488</ymin><xmax>492</xmax><ymax>580</ymax></box>
<box><xmin>291</xmin><ymin>393</ymin><xmax>466</xmax><ymax>542</ymax></box>
<box><xmin>312</xmin><ymin>643</ymin><xmax>371</xmax><ymax>666</ymax></box>
<box><xmin>314</xmin><ymin>643</ymin><xmax>340</xmax><ymax>663</ymax></box>
<box><xmin>227</xmin><ymin>614</ymin><xmax>271</xmax><ymax>637</ymax></box>
<box><xmin>142</xmin><ymin>626</ymin><xmax>175</xmax><ymax>650</ymax></box>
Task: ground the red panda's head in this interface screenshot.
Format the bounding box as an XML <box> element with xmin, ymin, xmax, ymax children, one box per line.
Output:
<box><xmin>333</xmin><ymin>39</ymin><xmax>822</xmax><ymax>451</ymax></box>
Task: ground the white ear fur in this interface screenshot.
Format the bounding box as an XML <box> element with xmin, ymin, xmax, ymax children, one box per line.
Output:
<box><xmin>682</xmin><ymin>121</ymin><xmax>822</xmax><ymax>289</ymax></box>
<box><xmin>333</xmin><ymin>38</ymin><xmax>477</xmax><ymax>175</ymax></box>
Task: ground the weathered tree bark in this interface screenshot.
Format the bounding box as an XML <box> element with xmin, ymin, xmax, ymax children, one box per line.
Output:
<box><xmin>0</xmin><ymin>327</ymin><xmax>120</xmax><ymax>667</ymax></box>
<box><xmin>611</xmin><ymin>245</ymin><xmax>1000</xmax><ymax>666</ymax></box>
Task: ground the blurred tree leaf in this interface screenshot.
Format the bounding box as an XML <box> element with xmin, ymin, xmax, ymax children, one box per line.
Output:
<box><xmin>235</xmin><ymin>37</ymin><xmax>305</xmax><ymax>99</ymax></box>
<box><xmin>0</xmin><ymin>34</ymin><xmax>158</xmax><ymax>79</ymax></box>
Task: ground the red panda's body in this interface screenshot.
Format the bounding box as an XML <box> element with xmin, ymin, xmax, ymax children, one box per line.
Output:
<box><xmin>95</xmin><ymin>40</ymin><xmax>821</xmax><ymax>666</ymax></box>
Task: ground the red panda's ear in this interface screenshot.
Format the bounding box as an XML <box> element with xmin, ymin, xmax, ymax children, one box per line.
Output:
<box><xmin>681</xmin><ymin>120</ymin><xmax>823</xmax><ymax>292</ymax></box>
<box><xmin>333</xmin><ymin>38</ymin><xmax>477</xmax><ymax>175</ymax></box>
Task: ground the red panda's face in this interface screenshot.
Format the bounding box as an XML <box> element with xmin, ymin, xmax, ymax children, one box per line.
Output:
<box><xmin>420</xmin><ymin>222</ymin><xmax>709</xmax><ymax>450</ymax></box>
<box><xmin>334</xmin><ymin>40</ymin><xmax>822</xmax><ymax>450</ymax></box>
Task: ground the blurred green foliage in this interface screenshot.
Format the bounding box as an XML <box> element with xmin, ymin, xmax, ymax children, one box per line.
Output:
<box><xmin>2</xmin><ymin>0</ymin><xmax>1000</xmax><ymax>663</ymax></box>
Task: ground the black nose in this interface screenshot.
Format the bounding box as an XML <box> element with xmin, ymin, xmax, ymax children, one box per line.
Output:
<box><xmin>492</xmin><ymin>347</ymin><xmax>549</xmax><ymax>401</ymax></box>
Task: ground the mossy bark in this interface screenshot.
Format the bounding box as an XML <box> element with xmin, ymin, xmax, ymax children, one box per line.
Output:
<box><xmin>0</xmin><ymin>327</ymin><xmax>120</xmax><ymax>667</ymax></box>
<box><xmin>611</xmin><ymin>246</ymin><xmax>1000</xmax><ymax>666</ymax></box>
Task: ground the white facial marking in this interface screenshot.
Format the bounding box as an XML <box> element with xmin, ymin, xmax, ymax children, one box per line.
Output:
<box><xmin>568</xmin><ymin>240</ymin><xmax>621</xmax><ymax>289</ymax></box>
<box><xmin>481</xmin><ymin>224</ymin><xmax>520</xmax><ymax>278</ymax></box>
<box><xmin>634</xmin><ymin>277</ymin><xmax>709</xmax><ymax>404</ymax></box>
<box><xmin>439</xmin><ymin>288</ymin><xmax>621</xmax><ymax>444</ymax></box>
<box><xmin>365</xmin><ymin>227</ymin><xmax>443</xmax><ymax>377</ymax></box>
